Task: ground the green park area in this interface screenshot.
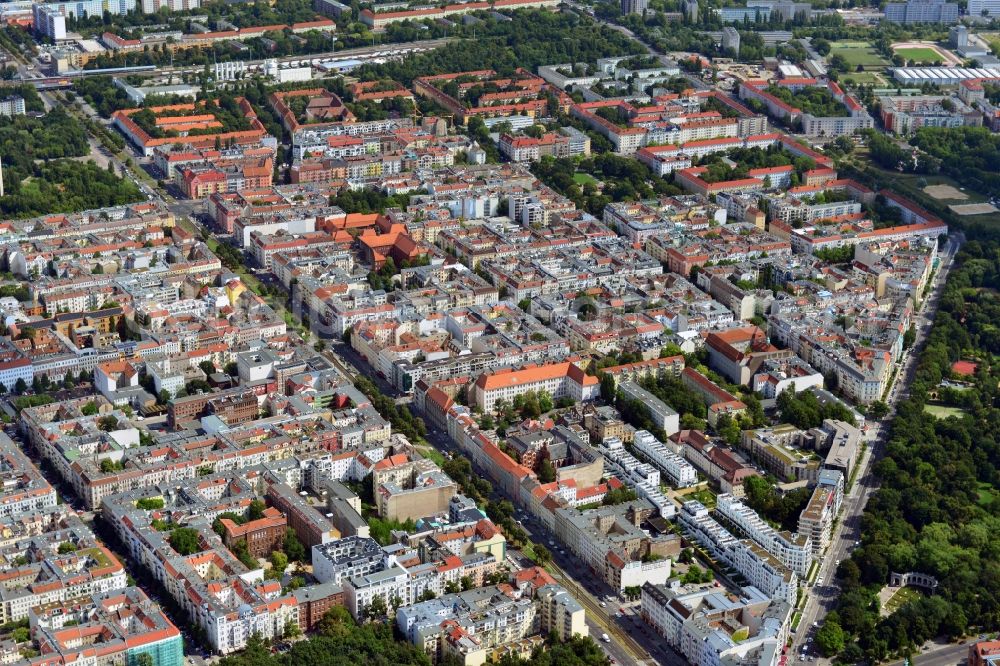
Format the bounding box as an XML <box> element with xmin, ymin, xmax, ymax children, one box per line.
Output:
<box><xmin>883</xmin><ymin>586</ymin><xmax>924</xmax><ymax>614</ymax></box>
<box><xmin>829</xmin><ymin>41</ymin><xmax>889</xmax><ymax>69</ymax></box>
<box><xmin>841</xmin><ymin>71</ymin><xmax>885</xmax><ymax>86</ymax></box>
<box><xmin>923</xmin><ymin>403</ymin><xmax>966</xmax><ymax>419</ymax></box>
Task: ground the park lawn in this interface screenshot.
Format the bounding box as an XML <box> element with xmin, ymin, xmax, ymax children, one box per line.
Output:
<box><xmin>884</xmin><ymin>586</ymin><xmax>923</xmax><ymax>614</ymax></box>
<box><xmin>829</xmin><ymin>41</ymin><xmax>889</xmax><ymax>68</ymax></box>
<box><xmin>924</xmin><ymin>403</ymin><xmax>966</xmax><ymax>419</ymax></box>
<box><xmin>894</xmin><ymin>47</ymin><xmax>943</xmax><ymax>64</ymax></box>
<box><xmin>573</xmin><ymin>172</ymin><xmax>598</xmax><ymax>186</ymax></box>
<box><xmin>841</xmin><ymin>71</ymin><xmax>884</xmax><ymax>86</ymax></box>
<box><xmin>417</xmin><ymin>446</ymin><xmax>446</xmax><ymax>467</ymax></box>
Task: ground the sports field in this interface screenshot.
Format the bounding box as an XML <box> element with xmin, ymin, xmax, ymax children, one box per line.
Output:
<box><xmin>951</xmin><ymin>203</ymin><xmax>1000</xmax><ymax>216</ymax></box>
<box><xmin>924</xmin><ymin>184</ymin><xmax>967</xmax><ymax>201</ymax></box>
<box><xmin>894</xmin><ymin>46</ymin><xmax>944</xmax><ymax>63</ymax></box>
<box><xmin>829</xmin><ymin>41</ymin><xmax>889</xmax><ymax>68</ymax></box>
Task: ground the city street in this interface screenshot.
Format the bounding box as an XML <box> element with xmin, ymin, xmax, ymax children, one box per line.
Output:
<box><xmin>793</xmin><ymin>235</ymin><xmax>962</xmax><ymax>662</ymax></box>
<box><xmin>886</xmin><ymin>642</ymin><xmax>970</xmax><ymax>666</ymax></box>
<box><xmin>333</xmin><ymin>233</ymin><xmax>965</xmax><ymax>666</ymax></box>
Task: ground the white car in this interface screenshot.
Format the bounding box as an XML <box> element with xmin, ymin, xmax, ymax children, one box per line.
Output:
<box><xmin>601</xmin><ymin>634</ymin><xmax>611</xmax><ymax>643</ymax></box>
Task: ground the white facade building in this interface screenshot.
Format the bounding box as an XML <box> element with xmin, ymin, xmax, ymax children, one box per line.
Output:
<box><xmin>632</xmin><ymin>430</ymin><xmax>697</xmax><ymax>488</ymax></box>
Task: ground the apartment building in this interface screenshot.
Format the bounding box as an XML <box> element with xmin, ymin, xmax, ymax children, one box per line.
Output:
<box><xmin>631</xmin><ymin>430</ymin><xmax>697</xmax><ymax>487</ymax></box>
<box><xmin>0</xmin><ymin>518</ymin><xmax>128</xmax><ymax>624</ymax></box>
<box><xmin>498</xmin><ymin>130</ymin><xmax>589</xmax><ymax>162</ymax></box>
<box><xmin>32</xmin><ymin>4</ymin><xmax>66</xmax><ymax>40</ymax></box>
<box><xmin>372</xmin><ymin>455</ymin><xmax>458</xmax><ymax>522</ymax></box>
<box><xmin>397</xmin><ymin>584</ymin><xmax>538</xmax><ymax>663</ymax></box>
<box><xmin>739</xmin><ymin>79</ymin><xmax>873</xmax><ymax>137</ymax></box>
<box><xmin>553</xmin><ymin>500</ymin><xmax>675</xmax><ymax>592</ymax></box>
<box><xmin>595</xmin><ymin>438</ymin><xmax>673</xmax><ymax>516</ymax></box>
<box><xmin>471</xmin><ymin>361</ymin><xmax>599</xmax><ymax>413</ymax></box>
<box><xmin>716</xmin><ymin>494</ymin><xmax>812</xmax><ymax>576</ymax></box>
<box><xmin>101</xmin><ymin>481</ymin><xmax>300</xmax><ymax>655</ymax></box>
<box><xmin>312</xmin><ymin>536</ymin><xmax>390</xmax><ymax>586</ymax></box>
<box><xmin>618</xmin><ymin>382</ymin><xmax>680</xmax><ymax>436</ymax></box>
<box><xmin>797</xmin><ymin>471</ymin><xmax>844</xmax><ymax>557</ymax></box>
<box><xmin>0</xmin><ymin>433</ymin><xmax>58</xmax><ymax>519</ymax></box>
<box><xmin>29</xmin><ymin>588</ymin><xmax>183</xmax><ymax>666</ymax></box>
<box><xmin>679</xmin><ymin>501</ymin><xmax>797</xmax><ymax>604</ymax></box>
<box><xmin>884</xmin><ymin>0</ymin><xmax>958</xmax><ymax>23</ymax></box>
<box><xmin>641</xmin><ymin>582</ymin><xmax>791</xmax><ymax>666</ymax></box>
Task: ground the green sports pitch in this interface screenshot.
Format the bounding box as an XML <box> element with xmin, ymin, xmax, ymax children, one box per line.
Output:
<box><xmin>893</xmin><ymin>46</ymin><xmax>944</xmax><ymax>63</ymax></box>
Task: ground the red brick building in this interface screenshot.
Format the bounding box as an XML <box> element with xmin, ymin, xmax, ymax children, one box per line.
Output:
<box><xmin>293</xmin><ymin>582</ymin><xmax>344</xmax><ymax>631</ymax></box>
<box><xmin>221</xmin><ymin>506</ymin><xmax>287</xmax><ymax>558</ymax></box>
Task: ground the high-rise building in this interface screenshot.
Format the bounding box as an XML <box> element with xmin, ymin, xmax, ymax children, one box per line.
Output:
<box><xmin>32</xmin><ymin>4</ymin><xmax>66</xmax><ymax>41</ymax></box>
<box><xmin>33</xmin><ymin>0</ymin><xmax>138</xmax><ymax>19</ymax></box>
<box><xmin>950</xmin><ymin>24</ymin><xmax>970</xmax><ymax>48</ymax></box>
<box><xmin>722</xmin><ymin>26</ymin><xmax>741</xmax><ymax>54</ymax></box>
<box><xmin>969</xmin><ymin>0</ymin><xmax>1000</xmax><ymax>16</ymax></box>
<box><xmin>621</xmin><ymin>0</ymin><xmax>649</xmax><ymax>14</ymax></box>
<box><xmin>141</xmin><ymin>0</ymin><xmax>202</xmax><ymax>11</ymax></box>
<box><xmin>884</xmin><ymin>0</ymin><xmax>959</xmax><ymax>23</ymax></box>
<box><xmin>0</xmin><ymin>96</ymin><xmax>26</xmax><ymax>118</ymax></box>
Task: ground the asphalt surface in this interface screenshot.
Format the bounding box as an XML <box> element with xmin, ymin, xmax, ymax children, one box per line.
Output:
<box><xmin>513</xmin><ymin>511</ymin><xmax>676</xmax><ymax>666</ymax></box>
<box><xmin>886</xmin><ymin>642</ymin><xmax>969</xmax><ymax>666</ymax></box>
